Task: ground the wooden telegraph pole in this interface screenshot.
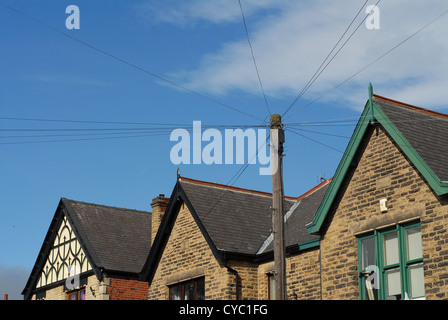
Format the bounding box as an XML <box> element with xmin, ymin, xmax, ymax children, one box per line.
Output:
<box><xmin>270</xmin><ymin>114</ymin><xmax>286</xmax><ymax>300</ymax></box>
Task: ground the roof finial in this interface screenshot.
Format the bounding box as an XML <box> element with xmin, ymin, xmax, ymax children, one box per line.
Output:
<box><xmin>177</xmin><ymin>167</ymin><xmax>181</xmax><ymax>180</ymax></box>
<box><xmin>368</xmin><ymin>83</ymin><xmax>375</xmax><ymax>123</ymax></box>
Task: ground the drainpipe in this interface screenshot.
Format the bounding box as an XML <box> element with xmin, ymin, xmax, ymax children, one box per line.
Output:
<box><xmin>319</xmin><ymin>237</ymin><xmax>323</xmax><ymax>300</ymax></box>
<box><xmin>226</xmin><ymin>266</ymin><xmax>240</xmax><ymax>300</ymax></box>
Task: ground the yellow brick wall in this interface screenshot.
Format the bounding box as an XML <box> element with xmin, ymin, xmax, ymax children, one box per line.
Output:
<box><xmin>320</xmin><ymin>125</ymin><xmax>448</xmax><ymax>299</ymax></box>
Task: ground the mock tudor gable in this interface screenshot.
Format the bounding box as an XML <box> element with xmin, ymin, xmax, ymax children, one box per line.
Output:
<box><xmin>22</xmin><ymin>198</ymin><xmax>151</xmax><ymax>300</ymax></box>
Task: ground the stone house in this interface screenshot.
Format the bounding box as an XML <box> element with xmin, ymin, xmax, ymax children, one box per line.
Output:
<box><xmin>23</xmin><ymin>88</ymin><xmax>448</xmax><ymax>300</ymax></box>
<box><xmin>22</xmin><ymin>198</ymin><xmax>152</xmax><ymax>300</ymax></box>
<box><xmin>306</xmin><ymin>88</ymin><xmax>448</xmax><ymax>299</ymax></box>
<box><xmin>139</xmin><ymin>176</ymin><xmax>329</xmax><ymax>300</ymax></box>
<box><xmin>141</xmin><ymin>88</ymin><xmax>448</xmax><ymax>300</ymax></box>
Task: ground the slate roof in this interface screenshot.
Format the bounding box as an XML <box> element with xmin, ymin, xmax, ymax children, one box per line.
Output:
<box><xmin>62</xmin><ymin>198</ymin><xmax>152</xmax><ymax>274</ymax></box>
<box><xmin>23</xmin><ymin>198</ymin><xmax>151</xmax><ymax>299</ymax></box>
<box><xmin>141</xmin><ymin>176</ymin><xmax>329</xmax><ymax>281</ymax></box>
<box><xmin>308</xmin><ymin>89</ymin><xmax>448</xmax><ymax>234</ymax></box>
<box><xmin>374</xmin><ymin>95</ymin><xmax>448</xmax><ymax>182</ymax></box>
<box><xmin>179</xmin><ymin>177</ymin><xmax>328</xmax><ymax>256</ymax></box>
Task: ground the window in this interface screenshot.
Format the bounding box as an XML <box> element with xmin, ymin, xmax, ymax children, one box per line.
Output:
<box><xmin>357</xmin><ymin>222</ymin><xmax>424</xmax><ymax>300</ymax></box>
<box><xmin>66</xmin><ymin>288</ymin><xmax>86</xmax><ymax>300</ymax></box>
<box><xmin>169</xmin><ymin>277</ymin><xmax>205</xmax><ymax>300</ymax></box>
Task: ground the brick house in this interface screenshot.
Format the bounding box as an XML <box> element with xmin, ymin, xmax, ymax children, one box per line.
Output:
<box><xmin>306</xmin><ymin>87</ymin><xmax>448</xmax><ymax>299</ymax></box>
<box><xmin>139</xmin><ymin>176</ymin><xmax>329</xmax><ymax>300</ymax></box>
<box><xmin>22</xmin><ymin>198</ymin><xmax>151</xmax><ymax>300</ymax></box>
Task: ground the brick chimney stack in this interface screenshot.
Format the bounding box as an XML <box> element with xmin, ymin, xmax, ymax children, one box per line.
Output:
<box><xmin>151</xmin><ymin>194</ymin><xmax>169</xmax><ymax>245</ymax></box>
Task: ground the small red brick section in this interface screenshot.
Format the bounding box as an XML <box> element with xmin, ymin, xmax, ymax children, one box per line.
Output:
<box><xmin>107</xmin><ymin>276</ymin><xmax>149</xmax><ymax>300</ymax></box>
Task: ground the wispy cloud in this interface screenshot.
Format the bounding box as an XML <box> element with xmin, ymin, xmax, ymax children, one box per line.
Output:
<box><xmin>135</xmin><ymin>0</ymin><xmax>290</xmax><ymax>25</ymax></box>
<box><xmin>138</xmin><ymin>0</ymin><xmax>448</xmax><ymax>113</ymax></box>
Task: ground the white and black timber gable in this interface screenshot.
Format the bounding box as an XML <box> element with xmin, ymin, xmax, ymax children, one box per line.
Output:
<box><xmin>22</xmin><ymin>198</ymin><xmax>151</xmax><ymax>300</ymax></box>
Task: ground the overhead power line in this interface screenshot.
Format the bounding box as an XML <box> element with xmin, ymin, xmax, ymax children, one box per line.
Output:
<box><xmin>237</xmin><ymin>0</ymin><xmax>271</xmax><ymax>116</ymax></box>
<box><xmin>0</xmin><ymin>116</ymin><xmax>192</xmax><ymax>127</ymax></box>
<box><xmin>0</xmin><ymin>116</ymin><xmax>265</xmax><ymax>128</ymax></box>
<box><xmin>286</xmin><ymin>6</ymin><xmax>448</xmax><ymax>120</ymax></box>
<box><xmin>282</xmin><ymin>0</ymin><xmax>375</xmax><ymax>118</ymax></box>
<box><xmin>286</xmin><ymin>128</ymin><xmax>344</xmax><ymax>154</ymax></box>
<box><xmin>0</xmin><ymin>132</ymin><xmax>170</xmax><ymax>145</ymax></box>
<box><xmin>0</xmin><ymin>2</ymin><xmax>262</xmax><ymax>122</ymax></box>
<box><xmin>0</xmin><ymin>116</ymin><xmax>268</xmax><ymax>144</ymax></box>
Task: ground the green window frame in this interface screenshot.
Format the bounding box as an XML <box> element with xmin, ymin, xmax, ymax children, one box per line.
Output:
<box><xmin>357</xmin><ymin>221</ymin><xmax>424</xmax><ymax>300</ymax></box>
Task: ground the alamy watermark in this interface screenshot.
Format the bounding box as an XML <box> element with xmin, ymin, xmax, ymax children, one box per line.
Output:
<box><xmin>64</xmin><ymin>4</ymin><xmax>378</xmax><ymax>31</ymax></box>
<box><xmin>65</xmin><ymin>265</ymin><xmax>80</xmax><ymax>290</ymax></box>
<box><xmin>169</xmin><ymin>121</ymin><xmax>279</xmax><ymax>176</ymax></box>
<box><xmin>365</xmin><ymin>5</ymin><xmax>380</xmax><ymax>30</ymax></box>
<box><xmin>65</xmin><ymin>5</ymin><xmax>80</xmax><ymax>30</ymax></box>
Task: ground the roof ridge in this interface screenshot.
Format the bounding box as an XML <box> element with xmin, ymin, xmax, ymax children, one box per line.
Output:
<box><xmin>297</xmin><ymin>177</ymin><xmax>332</xmax><ymax>200</ymax></box>
<box><xmin>62</xmin><ymin>198</ymin><xmax>151</xmax><ymax>214</ymax></box>
<box><xmin>179</xmin><ymin>176</ymin><xmax>330</xmax><ymax>201</ymax></box>
<box><xmin>179</xmin><ymin>176</ymin><xmax>288</xmax><ymax>198</ymax></box>
<box><xmin>373</xmin><ymin>94</ymin><xmax>448</xmax><ymax>120</ymax></box>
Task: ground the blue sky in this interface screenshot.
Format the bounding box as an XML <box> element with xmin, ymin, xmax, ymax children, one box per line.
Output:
<box><xmin>1</xmin><ymin>0</ymin><xmax>448</xmax><ymax>299</ymax></box>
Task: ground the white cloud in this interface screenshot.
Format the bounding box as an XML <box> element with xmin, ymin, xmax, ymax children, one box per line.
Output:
<box><xmin>136</xmin><ymin>0</ymin><xmax>290</xmax><ymax>25</ymax></box>
<box><xmin>139</xmin><ymin>1</ymin><xmax>448</xmax><ymax>113</ymax></box>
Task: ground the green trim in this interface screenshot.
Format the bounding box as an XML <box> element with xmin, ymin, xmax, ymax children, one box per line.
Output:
<box><xmin>371</xmin><ymin>103</ymin><xmax>448</xmax><ymax>195</ymax></box>
<box><xmin>298</xmin><ymin>238</ymin><xmax>320</xmax><ymax>251</ymax></box>
<box><xmin>357</xmin><ymin>222</ymin><xmax>424</xmax><ymax>300</ymax></box>
<box><xmin>306</xmin><ymin>85</ymin><xmax>448</xmax><ymax>235</ymax></box>
<box><xmin>306</xmin><ymin>100</ymin><xmax>374</xmax><ymax>234</ymax></box>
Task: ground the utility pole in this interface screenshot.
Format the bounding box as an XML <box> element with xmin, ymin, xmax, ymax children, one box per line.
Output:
<box><xmin>270</xmin><ymin>114</ymin><xmax>286</xmax><ymax>300</ymax></box>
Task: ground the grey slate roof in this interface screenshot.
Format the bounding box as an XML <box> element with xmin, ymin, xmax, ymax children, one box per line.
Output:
<box><xmin>62</xmin><ymin>198</ymin><xmax>152</xmax><ymax>274</ymax></box>
<box><xmin>23</xmin><ymin>198</ymin><xmax>152</xmax><ymax>299</ymax></box>
<box><xmin>374</xmin><ymin>96</ymin><xmax>448</xmax><ymax>182</ymax></box>
<box><xmin>179</xmin><ymin>177</ymin><xmax>328</xmax><ymax>256</ymax></box>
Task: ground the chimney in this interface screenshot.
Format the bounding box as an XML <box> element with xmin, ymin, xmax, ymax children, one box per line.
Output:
<box><xmin>3</xmin><ymin>294</ymin><xmax>8</xmax><ymax>300</ymax></box>
<box><xmin>151</xmin><ymin>194</ymin><xmax>169</xmax><ymax>245</ymax></box>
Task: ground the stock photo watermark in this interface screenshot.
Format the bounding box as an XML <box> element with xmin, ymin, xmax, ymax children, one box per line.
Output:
<box><xmin>365</xmin><ymin>5</ymin><xmax>380</xmax><ymax>30</ymax></box>
<box><xmin>169</xmin><ymin>121</ymin><xmax>279</xmax><ymax>176</ymax></box>
<box><xmin>65</xmin><ymin>265</ymin><xmax>80</xmax><ymax>290</ymax></box>
<box><xmin>65</xmin><ymin>5</ymin><xmax>80</xmax><ymax>30</ymax></box>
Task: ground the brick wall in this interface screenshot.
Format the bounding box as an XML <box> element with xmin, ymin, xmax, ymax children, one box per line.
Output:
<box><xmin>320</xmin><ymin>125</ymin><xmax>448</xmax><ymax>299</ymax></box>
<box><xmin>107</xmin><ymin>275</ymin><xmax>149</xmax><ymax>300</ymax></box>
